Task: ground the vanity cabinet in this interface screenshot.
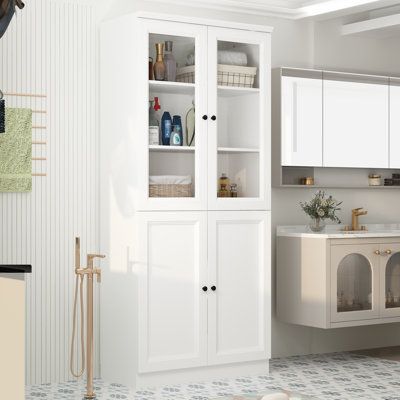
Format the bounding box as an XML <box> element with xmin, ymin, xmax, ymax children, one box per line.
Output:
<box><xmin>277</xmin><ymin>233</ymin><xmax>400</xmax><ymax>328</ymax></box>
<box><xmin>390</xmin><ymin>79</ymin><xmax>400</xmax><ymax>168</ymax></box>
<box><xmin>323</xmin><ymin>73</ymin><xmax>389</xmax><ymax>169</ymax></box>
<box><xmin>137</xmin><ymin>211</ymin><xmax>270</xmax><ymax>373</ymax></box>
<box><xmin>280</xmin><ymin>70</ymin><xmax>323</xmax><ymax>167</ymax></box>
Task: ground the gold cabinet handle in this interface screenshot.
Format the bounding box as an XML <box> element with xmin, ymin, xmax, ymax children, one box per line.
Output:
<box><xmin>374</xmin><ymin>250</ymin><xmax>381</xmax><ymax>255</ymax></box>
<box><xmin>385</xmin><ymin>249</ymin><xmax>392</xmax><ymax>255</ymax></box>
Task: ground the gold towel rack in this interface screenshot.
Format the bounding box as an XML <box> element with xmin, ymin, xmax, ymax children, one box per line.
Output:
<box><xmin>3</xmin><ymin>91</ymin><xmax>48</xmax><ymax>178</ymax></box>
<box><xmin>3</xmin><ymin>92</ymin><xmax>46</xmax><ymax>98</ymax></box>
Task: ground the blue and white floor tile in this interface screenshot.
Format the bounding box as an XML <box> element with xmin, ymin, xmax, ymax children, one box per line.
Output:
<box><xmin>26</xmin><ymin>352</ymin><xmax>400</xmax><ymax>399</ymax></box>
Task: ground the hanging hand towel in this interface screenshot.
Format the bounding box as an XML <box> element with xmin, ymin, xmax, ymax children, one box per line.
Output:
<box><xmin>0</xmin><ymin>99</ymin><xmax>4</xmax><ymax>133</ymax></box>
<box><xmin>0</xmin><ymin>108</ymin><xmax>32</xmax><ymax>192</ymax></box>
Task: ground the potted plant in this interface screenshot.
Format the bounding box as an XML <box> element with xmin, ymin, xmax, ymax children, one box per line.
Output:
<box><xmin>300</xmin><ymin>190</ymin><xmax>342</xmax><ymax>232</ymax></box>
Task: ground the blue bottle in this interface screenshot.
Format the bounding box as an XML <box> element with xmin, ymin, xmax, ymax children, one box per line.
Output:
<box><xmin>161</xmin><ymin>112</ymin><xmax>172</xmax><ymax>145</ymax></box>
<box><xmin>172</xmin><ymin>115</ymin><xmax>183</xmax><ymax>145</ymax></box>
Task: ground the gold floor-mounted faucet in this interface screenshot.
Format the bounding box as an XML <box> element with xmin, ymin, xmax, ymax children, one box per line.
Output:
<box><xmin>70</xmin><ymin>237</ymin><xmax>105</xmax><ymax>400</ymax></box>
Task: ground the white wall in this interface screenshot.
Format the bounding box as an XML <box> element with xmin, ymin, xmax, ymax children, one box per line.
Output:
<box><xmin>0</xmin><ymin>0</ymin><xmax>99</xmax><ymax>384</ymax></box>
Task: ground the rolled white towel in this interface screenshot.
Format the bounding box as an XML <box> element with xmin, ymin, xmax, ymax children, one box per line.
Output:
<box><xmin>149</xmin><ymin>175</ymin><xmax>192</xmax><ymax>185</ymax></box>
<box><xmin>186</xmin><ymin>50</ymin><xmax>248</xmax><ymax>66</ymax></box>
<box><xmin>261</xmin><ymin>393</ymin><xmax>290</xmax><ymax>400</ymax></box>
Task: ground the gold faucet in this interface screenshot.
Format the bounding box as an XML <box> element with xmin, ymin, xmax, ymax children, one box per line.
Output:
<box><xmin>351</xmin><ymin>208</ymin><xmax>368</xmax><ymax>231</ymax></box>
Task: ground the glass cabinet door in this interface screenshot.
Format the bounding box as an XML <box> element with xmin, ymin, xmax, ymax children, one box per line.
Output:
<box><xmin>380</xmin><ymin>244</ymin><xmax>400</xmax><ymax>317</ymax></box>
<box><xmin>331</xmin><ymin>244</ymin><xmax>380</xmax><ymax>323</ymax></box>
<box><xmin>207</xmin><ymin>27</ymin><xmax>270</xmax><ymax>210</ymax></box>
<box><xmin>137</xmin><ymin>19</ymin><xmax>207</xmax><ymax>210</ymax></box>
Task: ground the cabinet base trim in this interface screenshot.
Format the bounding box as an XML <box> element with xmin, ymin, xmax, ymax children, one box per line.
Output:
<box><xmin>135</xmin><ymin>360</ymin><xmax>270</xmax><ymax>389</ymax></box>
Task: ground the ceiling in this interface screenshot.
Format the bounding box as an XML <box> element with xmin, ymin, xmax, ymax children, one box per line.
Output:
<box><xmin>154</xmin><ymin>0</ymin><xmax>400</xmax><ymax>19</ymax></box>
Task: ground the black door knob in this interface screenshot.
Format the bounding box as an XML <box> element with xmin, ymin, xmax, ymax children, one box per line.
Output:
<box><xmin>202</xmin><ymin>115</ymin><xmax>208</xmax><ymax>120</ymax></box>
<box><xmin>211</xmin><ymin>115</ymin><xmax>216</xmax><ymax>121</ymax></box>
<box><xmin>211</xmin><ymin>286</ymin><xmax>216</xmax><ymax>291</ymax></box>
<box><xmin>202</xmin><ymin>286</ymin><xmax>208</xmax><ymax>292</ymax></box>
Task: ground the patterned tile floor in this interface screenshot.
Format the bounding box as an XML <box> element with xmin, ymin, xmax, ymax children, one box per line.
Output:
<box><xmin>26</xmin><ymin>352</ymin><xmax>400</xmax><ymax>400</ymax></box>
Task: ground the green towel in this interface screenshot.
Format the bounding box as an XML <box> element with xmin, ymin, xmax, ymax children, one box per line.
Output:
<box><xmin>0</xmin><ymin>108</ymin><xmax>32</xmax><ymax>192</ymax></box>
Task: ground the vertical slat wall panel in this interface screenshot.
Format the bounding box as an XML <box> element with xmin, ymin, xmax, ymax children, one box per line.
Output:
<box><xmin>0</xmin><ymin>0</ymin><xmax>98</xmax><ymax>385</ymax></box>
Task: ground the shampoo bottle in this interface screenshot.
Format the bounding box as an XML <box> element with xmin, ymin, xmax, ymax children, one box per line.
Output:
<box><xmin>161</xmin><ymin>111</ymin><xmax>172</xmax><ymax>145</ymax></box>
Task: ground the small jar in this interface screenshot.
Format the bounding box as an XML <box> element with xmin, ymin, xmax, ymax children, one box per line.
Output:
<box><xmin>218</xmin><ymin>183</ymin><xmax>230</xmax><ymax>197</ymax></box>
<box><xmin>368</xmin><ymin>174</ymin><xmax>382</xmax><ymax>186</ymax></box>
<box><xmin>230</xmin><ymin>183</ymin><xmax>238</xmax><ymax>197</ymax></box>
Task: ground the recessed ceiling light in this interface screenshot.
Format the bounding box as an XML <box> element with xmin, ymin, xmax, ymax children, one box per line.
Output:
<box><xmin>299</xmin><ymin>0</ymin><xmax>378</xmax><ymax>17</ymax></box>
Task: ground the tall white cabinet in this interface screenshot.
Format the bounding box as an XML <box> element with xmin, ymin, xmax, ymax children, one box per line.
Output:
<box><xmin>100</xmin><ymin>12</ymin><xmax>272</xmax><ymax>388</ymax></box>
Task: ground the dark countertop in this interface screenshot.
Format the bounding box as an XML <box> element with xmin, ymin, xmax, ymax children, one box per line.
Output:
<box><xmin>0</xmin><ymin>265</ymin><xmax>32</xmax><ymax>273</ymax></box>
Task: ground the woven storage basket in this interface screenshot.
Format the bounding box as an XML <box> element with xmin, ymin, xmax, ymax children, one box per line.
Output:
<box><xmin>149</xmin><ymin>183</ymin><xmax>192</xmax><ymax>198</ymax></box>
<box><xmin>177</xmin><ymin>64</ymin><xmax>257</xmax><ymax>88</ymax></box>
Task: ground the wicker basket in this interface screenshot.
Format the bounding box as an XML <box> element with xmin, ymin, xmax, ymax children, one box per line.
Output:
<box><xmin>177</xmin><ymin>64</ymin><xmax>257</xmax><ymax>88</ymax></box>
<box><xmin>149</xmin><ymin>183</ymin><xmax>192</xmax><ymax>198</ymax></box>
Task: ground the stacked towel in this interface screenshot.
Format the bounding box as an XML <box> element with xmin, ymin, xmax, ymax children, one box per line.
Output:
<box><xmin>0</xmin><ymin>108</ymin><xmax>32</xmax><ymax>192</ymax></box>
<box><xmin>149</xmin><ymin>175</ymin><xmax>192</xmax><ymax>185</ymax></box>
<box><xmin>218</xmin><ymin>50</ymin><xmax>248</xmax><ymax>66</ymax></box>
<box><xmin>186</xmin><ymin>50</ymin><xmax>248</xmax><ymax>66</ymax></box>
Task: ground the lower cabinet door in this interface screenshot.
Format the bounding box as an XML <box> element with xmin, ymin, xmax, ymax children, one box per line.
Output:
<box><xmin>207</xmin><ymin>211</ymin><xmax>270</xmax><ymax>365</ymax></box>
<box><xmin>137</xmin><ymin>212</ymin><xmax>208</xmax><ymax>372</ymax></box>
<box><xmin>380</xmin><ymin>243</ymin><xmax>400</xmax><ymax>318</ymax></box>
<box><xmin>331</xmin><ymin>244</ymin><xmax>380</xmax><ymax>323</ymax></box>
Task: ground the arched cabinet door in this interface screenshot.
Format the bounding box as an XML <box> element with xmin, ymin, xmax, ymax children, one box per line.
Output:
<box><xmin>380</xmin><ymin>244</ymin><xmax>400</xmax><ymax>318</ymax></box>
<box><xmin>331</xmin><ymin>244</ymin><xmax>380</xmax><ymax>323</ymax></box>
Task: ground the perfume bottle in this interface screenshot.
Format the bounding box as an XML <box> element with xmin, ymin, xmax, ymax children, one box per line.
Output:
<box><xmin>164</xmin><ymin>40</ymin><xmax>176</xmax><ymax>82</ymax></box>
<box><xmin>153</xmin><ymin>43</ymin><xmax>166</xmax><ymax>81</ymax></box>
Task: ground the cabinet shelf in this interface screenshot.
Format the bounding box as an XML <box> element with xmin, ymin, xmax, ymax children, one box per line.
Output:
<box><xmin>149</xmin><ymin>80</ymin><xmax>195</xmax><ymax>95</ymax></box>
<box><xmin>218</xmin><ymin>147</ymin><xmax>259</xmax><ymax>153</ymax></box>
<box><xmin>218</xmin><ymin>85</ymin><xmax>259</xmax><ymax>97</ymax></box>
<box><xmin>149</xmin><ymin>145</ymin><xmax>195</xmax><ymax>153</ymax></box>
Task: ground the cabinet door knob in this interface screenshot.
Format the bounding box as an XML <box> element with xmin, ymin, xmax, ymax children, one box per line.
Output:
<box><xmin>385</xmin><ymin>249</ymin><xmax>392</xmax><ymax>255</ymax></box>
<box><xmin>374</xmin><ymin>250</ymin><xmax>381</xmax><ymax>255</ymax></box>
<box><xmin>211</xmin><ymin>115</ymin><xmax>216</xmax><ymax>121</ymax></box>
<box><xmin>211</xmin><ymin>286</ymin><xmax>216</xmax><ymax>291</ymax></box>
<box><xmin>202</xmin><ymin>115</ymin><xmax>208</xmax><ymax>120</ymax></box>
<box><xmin>202</xmin><ymin>286</ymin><xmax>208</xmax><ymax>292</ymax></box>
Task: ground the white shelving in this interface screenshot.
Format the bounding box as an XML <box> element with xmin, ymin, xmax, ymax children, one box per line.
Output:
<box><xmin>149</xmin><ymin>145</ymin><xmax>195</xmax><ymax>152</ymax></box>
<box><xmin>149</xmin><ymin>80</ymin><xmax>195</xmax><ymax>95</ymax></box>
<box><xmin>218</xmin><ymin>85</ymin><xmax>260</xmax><ymax>97</ymax></box>
<box><xmin>100</xmin><ymin>13</ymin><xmax>272</xmax><ymax>389</ymax></box>
<box><xmin>217</xmin><ymin>147</ymin><xmax>259</xmax><ymax>153</ymax></box>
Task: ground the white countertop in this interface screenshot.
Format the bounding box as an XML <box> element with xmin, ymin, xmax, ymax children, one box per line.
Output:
<box><xmin>277</xmin><ymin>224</ymin><xmax>400</xmax><ymax>238</ymax></box>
